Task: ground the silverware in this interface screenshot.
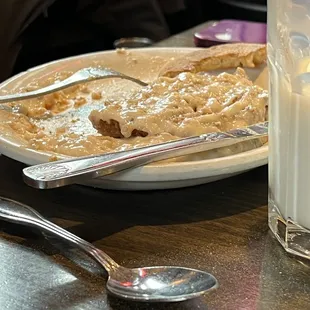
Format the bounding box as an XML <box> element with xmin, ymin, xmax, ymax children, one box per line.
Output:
<box><xmin>0</xmin><ymin>67</ymin><xmax>148</xmax><ymax>104</ymax></box>
<box><xmin>114</xmin><ymin>37</ymin><xmax>154</xmax><ymax>48</ymax></box>
<box><xmin>0</xmin><ymin>196</ymin><xmax>218</xmax><ymax>302</ymax></box>
<box><xmin>23</xmin><ymin>121</ymin><xmax>268</xmax><ymax>189</ymax></box>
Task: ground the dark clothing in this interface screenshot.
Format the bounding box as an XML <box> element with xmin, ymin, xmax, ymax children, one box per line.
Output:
<box><xmin>0</xmin><ymin>0</ymin><xmax>186</xmax><ymax>82</ymax></box>
<box><xmin>0</xmin><ymin>0</ymin><xmax>55</xmax><ymax>82</ymax></box>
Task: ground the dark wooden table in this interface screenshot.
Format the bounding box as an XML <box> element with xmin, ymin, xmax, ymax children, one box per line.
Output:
<box><xmin>1</xmin><ymin>23</ymin><xmax>310</xmax><ymax>310</ymax></box>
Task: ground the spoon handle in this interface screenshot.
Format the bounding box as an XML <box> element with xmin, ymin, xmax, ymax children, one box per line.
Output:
<box><xmin>0</xmin><ymin>196</ymin><xmax>119</xmax><ymax>272</ymax></box>
<box><xmin>23</xmin><ymin>121</ymin><xmax>268</xmax><ymax>189</ymax></box>
<box><xmin>0</xmin><ymin>67</ymin><xmax>147</xmax><ymax>103</ymax></box>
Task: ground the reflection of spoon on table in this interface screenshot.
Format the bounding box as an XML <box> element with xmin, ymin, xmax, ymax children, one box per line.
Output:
<box><xmin>0</xmin><ymin>196</ymin><xmax>218</xmax><ymax>302</ymax></box>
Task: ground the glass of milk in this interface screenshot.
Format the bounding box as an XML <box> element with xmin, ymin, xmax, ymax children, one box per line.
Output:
<box><xmin>268</xmin><ymin>0</ymin><xmax>310</xmax><ymax>259</ymax></box>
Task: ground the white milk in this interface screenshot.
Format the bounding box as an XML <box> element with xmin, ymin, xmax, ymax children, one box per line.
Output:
<box><xmin>268</xmin><ymin>0</ymin><xmax>310</xmax><ymax>229</ymax></box>
<box><xmin>269</xmin><ymin>62</ymin><xmax>310</xmax><ymax>229</ymax></box>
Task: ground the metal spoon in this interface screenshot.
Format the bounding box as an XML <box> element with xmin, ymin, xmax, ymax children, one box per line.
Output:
<box><xmin>0</xmin><ymin>67</ymin><xmax>148</xmax><ymax>105</ymax></box>
<box><xmin>0</xmin><ymin>196</ymin><xmax>218</xmax><ymax>302</ymax></box>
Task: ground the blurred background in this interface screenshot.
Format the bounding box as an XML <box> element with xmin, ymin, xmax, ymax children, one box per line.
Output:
<box><xmin>1</xmin><ymin>0</ymin><xmax>266</xmax><ymax>82</ymax></box>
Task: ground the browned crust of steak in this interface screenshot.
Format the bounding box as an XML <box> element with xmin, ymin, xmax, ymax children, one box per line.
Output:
<box><xmin>95</xmin><ymin>119</ymin><xmax>148</xmax><ymax>138</ymax></box>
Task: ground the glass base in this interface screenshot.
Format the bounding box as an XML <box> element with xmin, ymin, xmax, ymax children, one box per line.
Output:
<box><xmin>268</xmin><ymin>199</ymin><xmax>310</xmax><ymax>260</ymax></box>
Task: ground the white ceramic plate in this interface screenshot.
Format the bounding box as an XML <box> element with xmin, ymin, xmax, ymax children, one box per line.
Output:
<box><xmin>0</xmin><ymin>47</ymin><xmax>268</xmax><ymax>190</ymax></box>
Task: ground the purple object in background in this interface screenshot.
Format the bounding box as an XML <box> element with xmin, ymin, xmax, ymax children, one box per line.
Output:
<box><xmin>194</xmin><ymin>20</ymin><xmax>267</xmax><ymax>47</ymax></box>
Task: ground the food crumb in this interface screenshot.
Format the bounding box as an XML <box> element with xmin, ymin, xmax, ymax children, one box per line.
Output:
<box><xmin>74</xmin><ymin>97</ymin><xmax>87</xmax><ymax>108</ymax></box>
<box><xmin>49</xmin><ymin>155</ymin><xmax>58</xmax><ymax>162</ymax></box>
<box><xmin>91</xmin><ymin>91</ymin><xmax>102</xmax><ymax>100</ymax></box>
<box><xmin>116</xmin><ymin>48</ymin><xmax>128</xmax><ymax>55</ymax></box>
<box><xmin>80</xmin><ymin>85</ymin><xmax>90</xmax><ymax>94</ymax></box>
<box><xmin>56</xmin><ymin>127</ymin><xmax>66</xmax><ymax>134</ymax></box>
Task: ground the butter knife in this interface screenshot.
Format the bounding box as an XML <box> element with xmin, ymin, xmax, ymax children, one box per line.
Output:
<box><xmin>22</xmin><ymin>121</ymin><xmax>268</xmax><ymax>189</ymax></box>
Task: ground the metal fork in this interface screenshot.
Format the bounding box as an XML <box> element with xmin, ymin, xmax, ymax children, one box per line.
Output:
<box><xmin>0</xmin><ymin>67</ymin><xmax>148</xmax><ymax>104</ymax></box>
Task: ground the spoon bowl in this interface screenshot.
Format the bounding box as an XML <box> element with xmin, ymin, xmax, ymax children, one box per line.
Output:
<box><xmin>107</xmin><ymin>266</ymin><xmax>217</xmax><ymax>302</ymax></box>
<box><xmin>0</xmin><ymin>196</ymin><xmax>218</xmax><ymax>302</ymax></box>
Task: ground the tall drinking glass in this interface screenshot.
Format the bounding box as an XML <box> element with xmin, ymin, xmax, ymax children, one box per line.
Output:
<box><xmin>268</xmin><ymin>0</ymin><xmax>310</xmax><ymax>259</ymax></box>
